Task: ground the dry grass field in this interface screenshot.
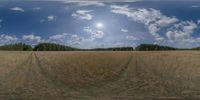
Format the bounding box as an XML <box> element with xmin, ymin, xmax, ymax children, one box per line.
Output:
<box><xmin>0</xmin><ymin>51</ymin><xmax>199</xmax><ymax>100</ymax></box>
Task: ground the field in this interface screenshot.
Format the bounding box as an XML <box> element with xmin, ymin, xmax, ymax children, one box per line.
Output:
<box><xmin>0</xmin><ymin>51</ymin><xmax>199</xmax><ymax>100</ymax></box>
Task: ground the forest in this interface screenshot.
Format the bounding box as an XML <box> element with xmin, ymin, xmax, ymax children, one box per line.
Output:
<box><xmin>0</xmin><ymin>43</ymin><xmax>198</xmax><ymax>51</ymax></box>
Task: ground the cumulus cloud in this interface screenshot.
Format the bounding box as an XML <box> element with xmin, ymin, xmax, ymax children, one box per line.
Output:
<box><xmin>49</xmin><ymin>33</ymin><xmax>69</xmax><ymax>42</ymax></box>
<box><xmin>63</xmin><ymin>0</ymin><xmax>139</xmax><ymax>2</ymax></box>
<box><xmin>10</xmin><ymin>7</ymin><xmax>25</xmax><ymax>12</ymax></box>
<box><xmin>156</xmin><ymin>17</ymin><xmax>179</xmax><ymax>27</ymax></box>
<box><xmin>72</xmin><ymin>10</ymin><xmax>93</xmax><ymax>20</ymax></box>
<box><xmin>48</xmin><ymin>33</ymin><xmax>84</xmax><ymax>45</ymax></box>
<box><xmin>40</xmin><ymin>15</ymin><xmax>56</xmax><ymax>23</ymax></box>
<box><xmin>22</xmin><ymin>34</ymin><xmax>42</xmax><ymax>45</ymax></box>
<box><xmin>77</xmin><ymin>1</ymin><xmax>105</xmax><ymax>6</ymax></box>
<box><xmin>84</xmin><ymin>27</ymin><xmax>105</xmax><ymax>39</ymax></box>
<box><xmin>121</xmin><ymin>28</ymin><xmax>129</xmax><ymax>33</ymax></box>
<box><xmin>0</xmin><ymin>34</ymin><xmax>18</xmax><ymax>45</ymax></box>
<box><xmin>70</xmin><ymin>34</ymin><xmax>84</xmax><ymax>45</ymax></box>
<box><xmin>110</xmin><ymin>5</ymin><xmax>200</xmax><ymax>48</ymax></box>
<box><xmin>114</xmin><ymin>42</ymin><xmax>126</xmax><ymax>47</ymax></box>
<box><xmin>166</xmin><ymin>21</ymin><xmax>197</xmax><ymax>41</ymax></box>
<box><xmin>110</xmin><ymin>5</ymin><xmax>179</xmax><ymax>41</ymax></box>
<box><xmin>197</xmin><ymin>20</ymin><xmax>200</xmax><ymax>24</ymax></box>
<box><xmin>48</xmin><ymin>31</ymin><xmax>105</xmax><ymax>48</ymax></box>
<box><xmin>64</xmin><ymin>1</ymin><xmax>105</xmax><ymax>6</ymax></box>
<box><xmin>47</xmin><ymin>15</ymin><xmax>56</xmax><ymax>21</ymax></box>
<box><xmin>126</xmin><ymin>35</ymin><xmax>138</xmax><ymax>40</ymax></box>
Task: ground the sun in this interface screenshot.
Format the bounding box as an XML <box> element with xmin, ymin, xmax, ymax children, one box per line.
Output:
<box><xmin>95</xmin><ymin>22</ymin><xmax>104</xmax><ymax>29</ymax></box>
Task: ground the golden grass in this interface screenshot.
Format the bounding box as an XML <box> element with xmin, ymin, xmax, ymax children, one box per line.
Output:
<box><xmin>36</xmin><ymin>51</ymin><xmax>133</xmax><ymax>88</ymax></box>
<box><xmin>0</xmin><ymin>51</ymin><xmax>199</xmax><ymax>99</ymax></box>
<box><xmin>36</xmin><ymin>51</ymin><xmax>200</xmax><ymax>97</ymax></box>
<box><xmin>0</xmin><ymin>51</ymin><xmax>31</xmax><ymax>77</ymax></box>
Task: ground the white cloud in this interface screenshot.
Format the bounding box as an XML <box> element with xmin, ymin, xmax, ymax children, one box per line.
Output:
<box><xmin>166</xmin><ymin>21</ymin><xmax>197</xmax><ymax>41</ymax></box>
<box><xmin>63</xmin><ymin>0</ymin><xmax>139</xmax><ymax>2</ymax></box>
<box><xmin>84</xmin><ymin>27</ymin><xmax>105</xmax><ymax>39</ymax></box>
<box><xmin>40</xmin><ymin>16</ymin><xmax>56</xmax><ymax>23</ymax></box>
<box><xmin>0</xmin><ymin>34</ymin><xmax>18</xmax><ymax>45</ymax></box>
<box><xmin>10</xmin><ymin>7</ymin><xmax>24</xmax><ymax>12</ymax></box>
<box><xmin>114</xmin><ymin>42</ymin><xmax>126</xmax><ymax>47</ymax></box>
<box><xmin>77</xmin><ymin>1</ymin><xmax>105</xmax><ymax>6</ymax></box>
<box><xmin>47</xmin><ymin>15</ymin><xmax>56</xmax><ymax>21</ymax></box>
<box><xmin>197</xmin><ymin>20</ymin><xmax>200</xmax><ymax>24</ymax></box>
<box><xmin>70</xmin><ymin>34</ymin><xmax>84</xmax><ymax>45</ymax></box>
<box><xmin>72</xmin><ymin>10</ymin><xmax>93</xmax><ymax>20</ymax></box>
<box><xmin>64</xmin><ymin>1</ymin><xmax>105</xmax><ymax>6</ymax></box>
<box><xmin>48</xmin><ymin>31</ymin><xmax>106</xmax><ymax>48</ymax></box>
<box><xmin>49</xmin><ymin>33</ymin><xmax>69</xmax><ymax>41</ymax></box>
<box><xmin>110</xmin><ymin>5</ymin><xmax>200</xmax><ymax>48</ymax></box>
<box><xmin>156</xmin><ymin>17</ymin><xmax>179</xmax><ymax>27</ymax></box>
<box><xmin>48</xmin><ymin>33</ymin><xmax>85</xmax><ymax>45</ymax></box>
<box><xmin>110</xmin><ymin>5</ymin><xmax>179</xmax><ymax>41</ymax></box>
<box><xmin>110</xmin><ymin>5</ymin><xmax>130</xmax><ymax>15</ymax></box>
<box><xmin>126</xmin><ymin>35</ymin><xmax>138</xmax><ymax>40</ymax></box>
<box><xmin>121</xmin><ymin>28</ymin><xmax>128</xmax><ymax>33</ymax></box>
<box><xmin>22</xmin><ymin>34</ymin><xmax>42</xmax><ymax>44</ymax></box>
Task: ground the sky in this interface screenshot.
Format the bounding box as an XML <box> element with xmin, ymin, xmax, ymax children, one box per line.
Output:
<box><xmin>1</xmin><ymin>1</ymin><xmax>200</xmax><ymax>48</ymax></box>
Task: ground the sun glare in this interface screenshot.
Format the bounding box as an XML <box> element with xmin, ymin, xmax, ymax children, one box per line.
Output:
<box><xmin>95</xmin><ymin>22</ymin><xmax>104</xmax><ymax>29</ymax></box>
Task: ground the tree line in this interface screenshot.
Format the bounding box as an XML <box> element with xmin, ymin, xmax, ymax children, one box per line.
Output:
<box><xmin>0</xmin><ymin>43</ymin><xmax>133</xmax><ymax>51</ymax></box>
<box><xmin>33</xmin><ymin>43</ymin><xmax>77</xmax><ymax>51</ymax></box>
<box><xmin>0</xmin><ymin>43</ymin><xmax>32</xmax><ymax>51</ymax></box>
<box><xmin>135</xmin><ymin>44</ymin><xmax>177</xmax><ymax>51</ymax></box>
<box><xmin>0</xmin><ymin>43</ymin><xmax>199</xmax><ymax>51</ymax></box>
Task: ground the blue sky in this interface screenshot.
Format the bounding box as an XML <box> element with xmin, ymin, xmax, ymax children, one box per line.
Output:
<box><xmin>1</xmin><ymin>0</ymin><xmax>200</xmax><ymax>48</ymax></box>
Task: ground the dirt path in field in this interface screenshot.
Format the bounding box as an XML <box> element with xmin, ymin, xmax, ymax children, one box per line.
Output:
<box><xmin>0</xmin><ymin>52</ymin><xmax>138</xmax><ymax>100</ymax></box>
<box><xmin>0</xmin><ymin>53</ymin><xmax>72</xmax><ymax>100</ymax></box>
<box><xmin>0</xmin><ymin>52</ymin><xmax>199</xmax><ymax>100</ymax></box>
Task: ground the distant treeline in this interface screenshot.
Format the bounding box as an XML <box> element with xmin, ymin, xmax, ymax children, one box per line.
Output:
<box><xmin>33</xmin><ymin>43</ymin><xmax>77</xmax><ymax>51</ymax></box>
<box><xmin>34</xmin><ymin>43</ymin><xmax>133</xmax><ymax>51</ymax></box>
<box><xmin>135</xmin><ymin>44</ymin><xmax>177</xmax><ymax>51</ymax></box>
<box><xmin>0</xmin><ymin>43</ymin><xmax>199</xmax><ymax>51</ymax></box>
<box><xmin>192</xmin><ymin>47</ymin><xmax>200</xmax><ymax>50</ymax></box>
<box><xmin>81</xmin><ymin>47</ymin><xmax>134</xmax><ymax>51</ymax></box>
<box><xmin>0</xmin><ymin>43</ymin><xmax>133</xmax><ymax>51</ymax></box>
<box><xmin>0</xmin><ymin>43</ymin><xmax>32</xmax><ymax>51</ymax></box>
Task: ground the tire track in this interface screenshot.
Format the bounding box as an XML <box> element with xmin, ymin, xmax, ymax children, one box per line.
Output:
<box><xmin>0</xmin><ymin>52</ymin><xmax>33</xmax><ymax>80</ymax></box>
<box><xmin>0</xmin><ymin>52</ymin><xmax>34</xmax><ymax>98</ymax></box>
<box><xmin>0</xmin><ymin>52</ymin><xmax>71</xmax><ymax>99</ymax></box>
<box><xmin>34</xmin><ymin>53</ymin><xmax>71</xmax><ymax>94</ymax></box>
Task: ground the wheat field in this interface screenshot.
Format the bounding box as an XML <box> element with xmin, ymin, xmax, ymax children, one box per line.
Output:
<box><xmin>0</xmin><ymin>51</ymin><xmax>199</xmax><ymax>100</ymax></box>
